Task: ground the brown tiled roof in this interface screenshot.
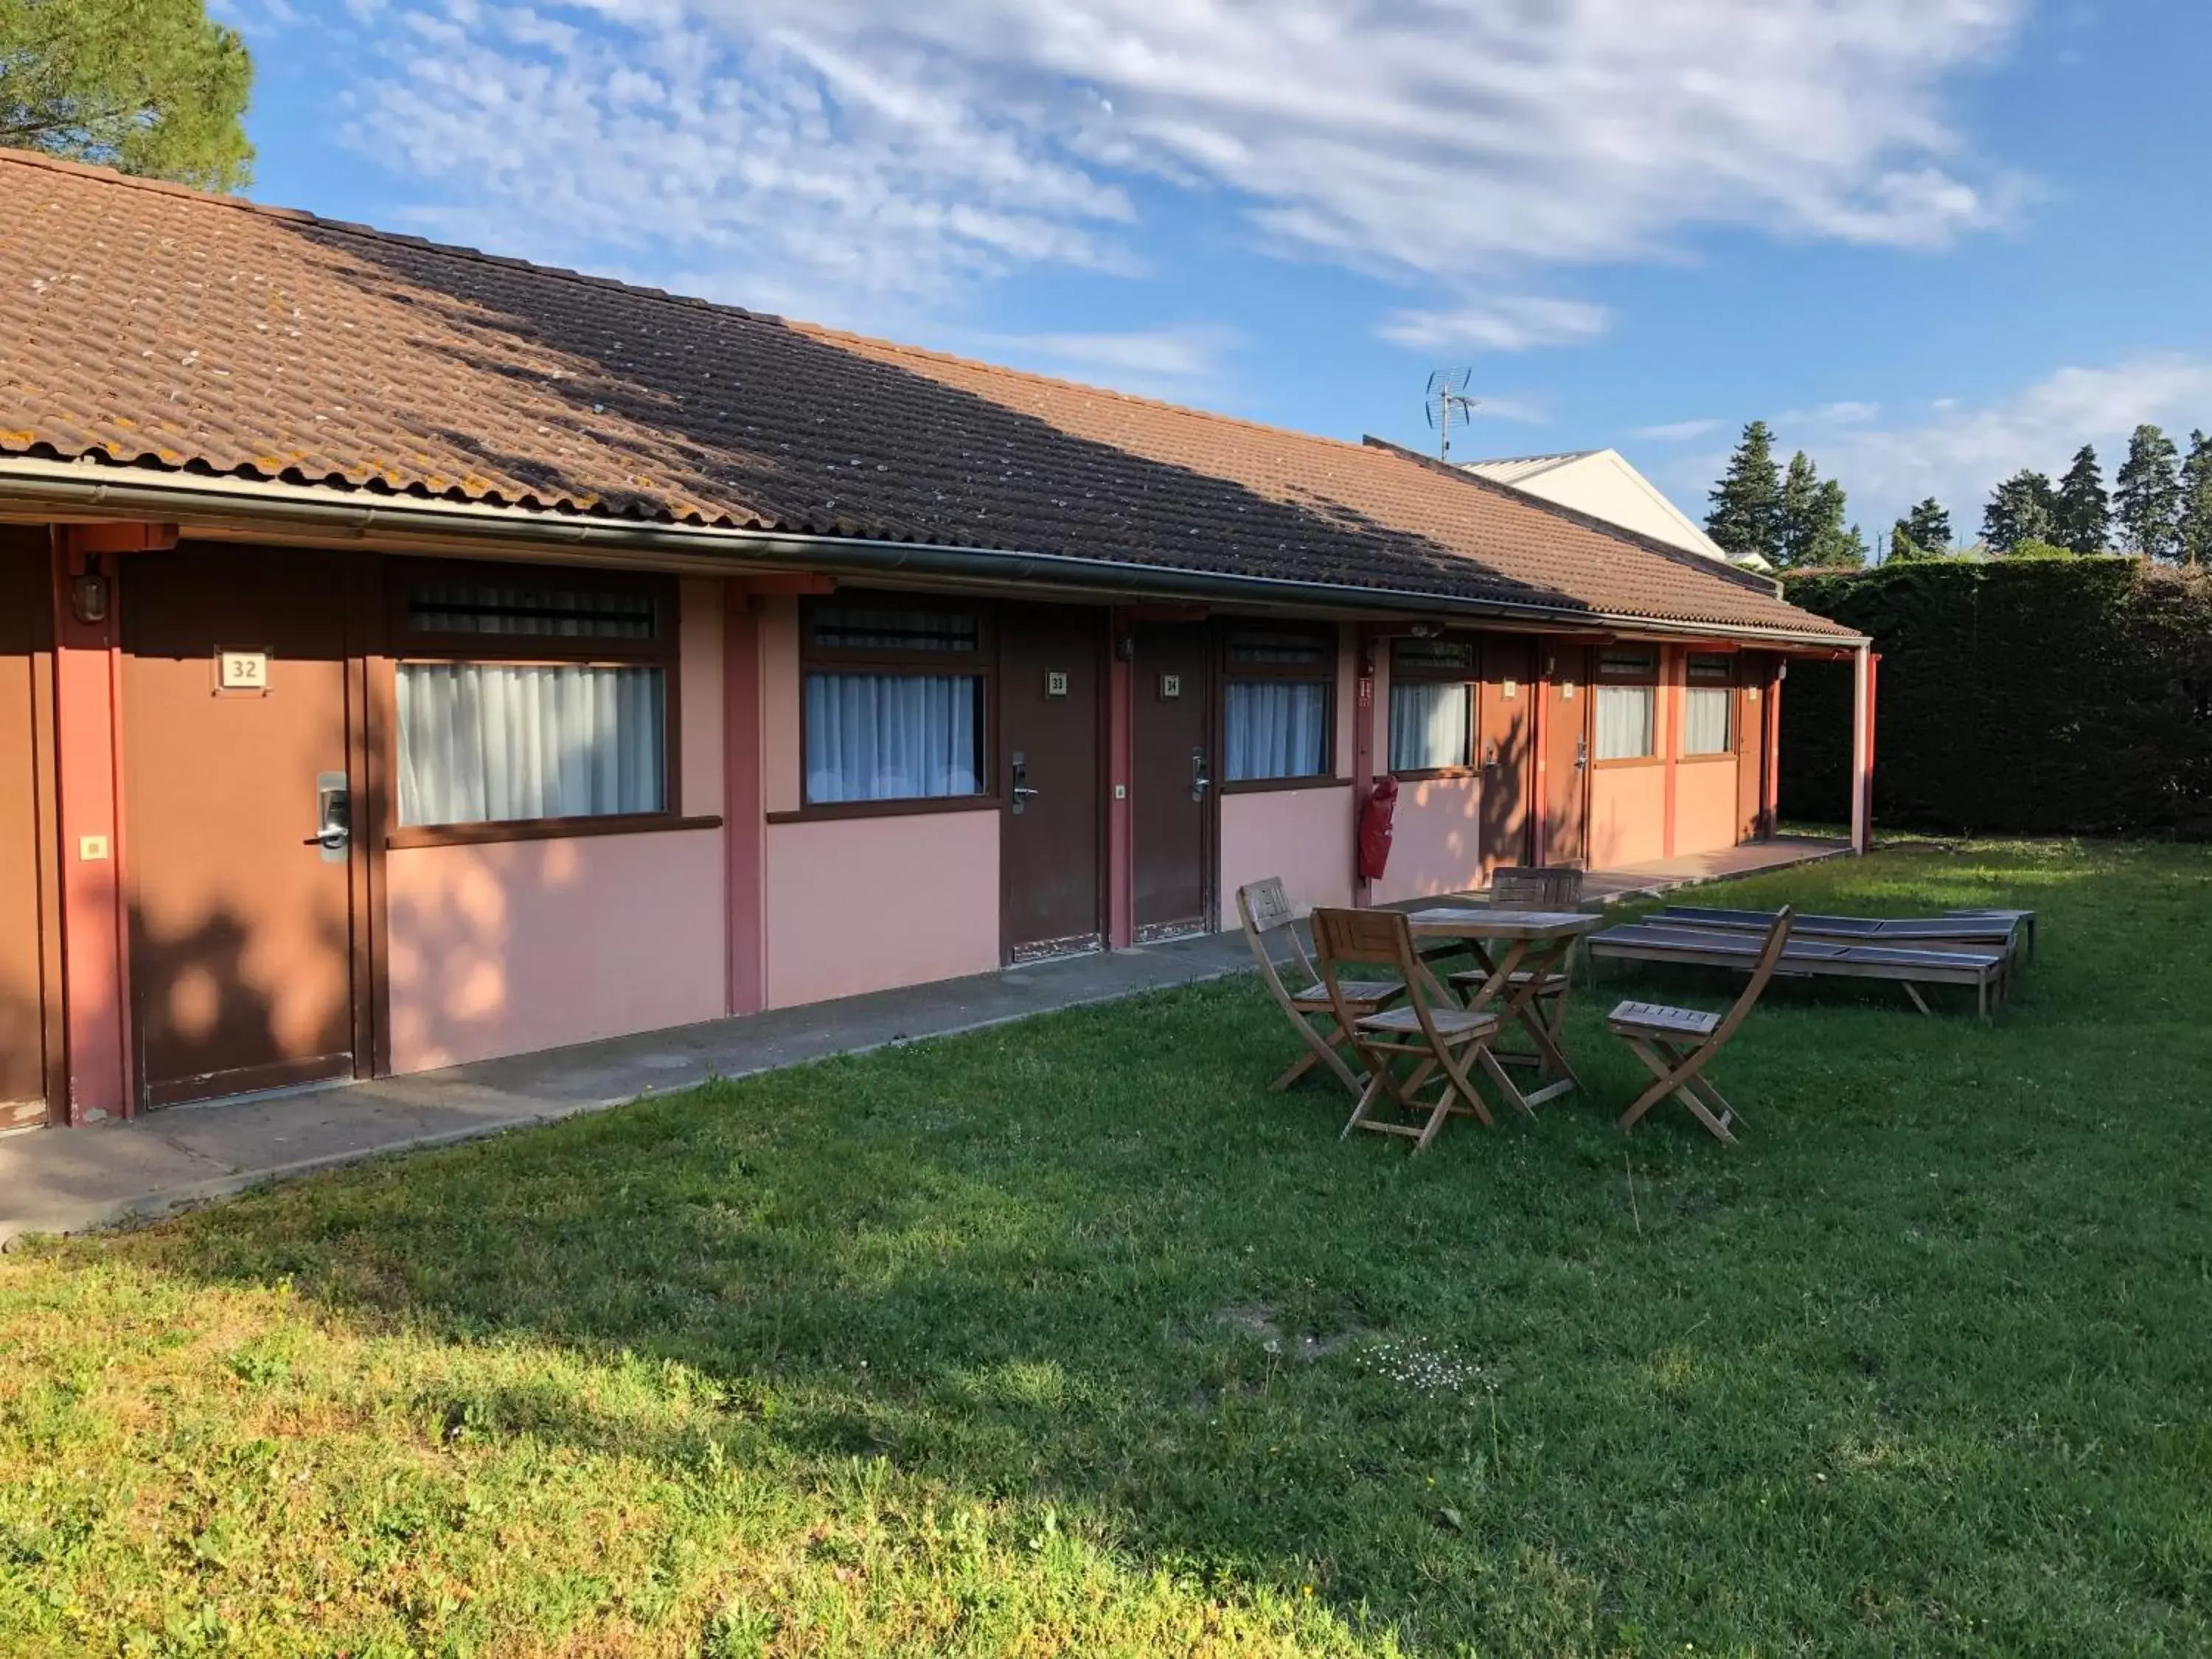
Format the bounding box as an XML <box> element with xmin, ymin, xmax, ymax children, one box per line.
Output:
<box><xmin>0</xmin><ymin>149</ymin><xmax>1855</xmax><ymax>640</ymax></box>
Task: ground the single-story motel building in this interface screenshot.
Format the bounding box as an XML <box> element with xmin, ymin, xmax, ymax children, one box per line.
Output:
<box><xmin>0</xmin><ymin>150</ymin><xmax>1874</xmax><ymax>1133</ymax></box>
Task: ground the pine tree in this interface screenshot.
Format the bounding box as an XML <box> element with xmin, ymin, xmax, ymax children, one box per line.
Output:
<box><xmin>2114</xmin><ymin>423</ymin><xmax>2183</xmax><ymax>559</ymax></box>
<box><xmin>1775</xmin><ymin>451</ymin><xmax>1820</xmax><ymax>568</ymax></box>
<box><xmin>0</xmin><ymin>0</ymin><xmax>254</xmax><ymax>191</ymax></box>
<box><xmin>2053</xmin><ymin>445</ymin><xmax>2110</xmax><ymax>554</ymax></box>
<box><xmin>2177</xmin><ymin>429</ymin><xmax>2212</xmax><ymax>567</ymax></box>
<box><xmin>1705</xmin><ymin>421</ymin><xmax>1783</xmax><ymax>564</ymax></box>
<box><xmin>1888</xmin><ymin>522</ymin><xmax>1928</xmax><ymax>563</ymax></box>
<box><xmin>1983</xmin><ymin>470</ymin><xmax>2057</xmax><ymax>554</ymax></box>
<box><xmin>1902</xmin><ymin>498</ymin><xmax>1952</xmax><ymax>553</ymax></box>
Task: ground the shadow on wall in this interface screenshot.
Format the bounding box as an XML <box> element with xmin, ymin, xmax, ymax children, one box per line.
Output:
<box><xmin>126</xmin><ymin>901</ymin><xmax>353</xmax><ymax>1105</ymax></box>
<box><xmin>272</xmin><ymin>220</ymin><xmax>1606</xmax><ymax>619</ymax></box>
<box><xmin>0</xmin><ymin>964</ymin><xmax>47</xmax><ymax>1120</ymax></box>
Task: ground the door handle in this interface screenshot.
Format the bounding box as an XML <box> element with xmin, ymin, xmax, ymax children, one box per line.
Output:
<box><xmin>1483</xmin><ymin>740</ymin><xmax>1500</xmax><ymax>771</ymax></box>
<box><xmin>1010</xmin><ymin>751</ymin><xmax>1040</xmax><ymax>814</ymax></box>
<box><xmin>1573</xmin><ymin>737</ymin><xmax>1588</xmax><ymax>771</ymax></box>
<box><xmin>1191</xmin><ymin>746</ymin><xmax>1211</xmax><ymax>802</ymax></box>
<box><xmin>313</xmin><ymin>771</ymin><xmax>350</xmax><ymax>862</ymax></box>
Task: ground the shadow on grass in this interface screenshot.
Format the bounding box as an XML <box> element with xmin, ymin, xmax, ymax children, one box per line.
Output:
<box><xmin>69</xmin><ymin>841</ymin><xmax>2212</xmax><ymax>1651</ymax></box>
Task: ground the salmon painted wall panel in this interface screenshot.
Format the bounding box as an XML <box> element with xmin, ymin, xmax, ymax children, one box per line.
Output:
<box><xmin>1371</xmin><ymin>774</ymin><xmax>1484</xmax><ymax>902</ymax></box>
<box><xmin>1672</xmin><ymin>759</ymin><xmax>1739</xmax><ymax>858</ymax></box>
<box><xmin>765</xmin><ymin>809</ymin><xmax>1001</xmax><ymax>1007</ymax></box>
<box><xmin>1221</xmin><ymin>786</ymin><xmax>1354</xmax><ymax>916</ymax></box>
<box><xmin>761</xmin><ymin>597</ymin><xmax>801</xmax><ymax>815</ymax></box>
<box><xmin>679</xmin><ymin>577</ymin><xmax>725</xmax><ymax>818</ymax></box>
<box><xmin>385</xmin><ymin>827</ymin><xmax>728</xmax><ymax>1073</ymax></box>
<box><xmin>1589</xmin><ymin>766</ymin><xmax>1667</xmax><ymax>869</ymax></box>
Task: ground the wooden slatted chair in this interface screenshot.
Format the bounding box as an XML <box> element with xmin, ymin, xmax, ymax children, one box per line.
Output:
<box><xmin>1310</xmin><ymin>906</ymin><xmax>1506</xmax><ymax>1152</ymax></box>
<box><xmin>1237</xmin><ymin>878</ymin><xmax>1402</xmax><ymax>1096</ymax></box>
<box><xmin>1607</xmin><ymin>906</ymin><xmax>1795</xmax><ymax>1144</ymax></box>
<box><xmin>1453</xmin><ymin>864</ymin><xmax>1585</xmax><ymax>1059</ymax></box>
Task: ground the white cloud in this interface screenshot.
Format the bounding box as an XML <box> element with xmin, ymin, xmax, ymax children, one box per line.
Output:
<box><xmin>1632</xmin><ymin>417</ymin><xmax>1725</xmax><ymax>443</ymax></box>
<box><xmin>961</xmin><ymin>324</ymin><xmax>1242</xmax><ymax>400</ymax></box>
<box><xmin>1780</xmin><ymin>400</ymin><xmax>1884</xmax><ymax>425</ymax></box>
<box><xmin>333</xmin><ymin>0</ymin><xmax>2029</xmax><ymax>343</ymax></box>
<box><xmin>1815</xmin><ymin>357</ymin><xmax>2212</xmax><ymax>535</ymax></box>
<box><xmin>1654</xmin><ymin>358</ymin><xmax>2212</xmax><ymax>543</ymax></box>
<box><xmin>1377</xmin><ymin>298</ymin><xmax>1610</xmax><ymax>355</ymax></box>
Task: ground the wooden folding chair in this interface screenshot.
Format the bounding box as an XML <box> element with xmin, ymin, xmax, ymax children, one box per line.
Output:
<box><xmin>1237</xmin><ymin>878</ymin><xmax>1402</xmax><ymax>1096</ymax></box>
<box><xmin>1453</xmin><ymin>864</ymin><xmax>1585</xmax><ymax>1061</ymax></box>
<box><xmin>1310</xmin><ymin>907</ymin><xmax>1506</xmax><ymax>1152</ymax></box>
<box><xmin>1607</xmin><ymin>906</ymin><xmax>1794</xmax><ymax>1144</ymax></box>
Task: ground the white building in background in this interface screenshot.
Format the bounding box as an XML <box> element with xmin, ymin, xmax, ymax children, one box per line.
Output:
<box><xmin>1461</xmin><ymin>449</ymin><xmax>1773</xmax><ymax>574</ymax></box>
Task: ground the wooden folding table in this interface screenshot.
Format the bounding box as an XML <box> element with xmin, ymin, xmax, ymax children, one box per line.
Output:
<box><xmin>1402</xmin><ymin>907</ymin><xmax>1601</xmax><ymax>1111</ymax></box>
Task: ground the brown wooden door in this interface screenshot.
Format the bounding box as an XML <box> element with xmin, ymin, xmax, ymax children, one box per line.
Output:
<box><xmin>1476</xmin><ymin>635</ymin><xmax>1534</xmax><ymax>874</ymax></box>
<box><xmin>1130</xmin><ymin>622</ymin><xmax>1211</xmax><ymax>939</ymax></box>
<box><xmin>1736</xmin><ymin>653</ymin><xmax>1770</xmax><ymax>842</ymax></box>
<box><xmin>0</xmin><ymin>532</ymin><xmax>59</xmax><ymax>1127</ymax></box>
<box><xmin>1538</xmin><ymin>640</ymin><xmax>1591</xmax><ymax>866</ymax></box>
<box><xmin>1000</xmin><ymin>604</ymin><xmax>1105</xmax><ymax>961</ymax></box>
<box><xmin>122</xmin><ymin>546</ymin><xmax>363</xmax><ymax>1107</ymax></box>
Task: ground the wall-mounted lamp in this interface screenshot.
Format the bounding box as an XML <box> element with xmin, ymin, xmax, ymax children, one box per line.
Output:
<box><xmin>71</xmin><ymin>571</ymin><xmax>111</xmax><ymax>626</ymax></box>
<box><xmin>1776</xmin><ymin>660</ymin><xmax>1789</xmax><ymax>681</ymax></box>
<box><xmin>1407</xmin><ymin>621</ymin><xmax>1442</xmax><ymax>639</ymax></box>
<box><xmin>1116</xmin><ymin>633</ymin><xmax>1136</xmax><ymax>662</ymax></box>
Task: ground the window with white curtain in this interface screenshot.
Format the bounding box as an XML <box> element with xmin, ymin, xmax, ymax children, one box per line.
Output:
<box><xmin>801</xmin><ymin>597</ymin><xmax>990</xmax><ymax>805</ymax></box>
<box><xmin>1683</xmin><ymin>655</ymin><xmax>1733</xmax><ymax>755</ymax></box>
<box><xmin>1224</xmin><ymin>625</ymin><xmax>1332</xmax><ymax>782</ymax></box>
<box><xmin>392</xmin><ymin>566</ymin><xmax>678</xmax><ymax>832</ymax></box>
<box><xmin>1225</xmin><ymin>681</ymin><xmax>1329</xmax><ymax>780</ymax></box>
<box><xmin>1595</xmin><ymin>685</ymin><xmax>1655</xmax><ymax>759</ymax></box>
<box><xmin>804</xmin><ymin>672</ymin><xmax>984</xmax><ymax>802</ymax></box>
<box><xmin>1388</xmin><ymin>637</ymin><xmax>1474</xmax><ymax>773</ymax></box>
<box><xmin>1388</xmin><ymin>681</ymin><xmax>1470</xmax><ymax>772</ymax></box>
<box><xmin>397</xmin><ymin>663</ymin><xmax>667</xmax><ymax>826</ymax></box>
<box><xmin>1594</xmin><ymin>648</ymin><xmax>1658</xmax><ymax>761</ymax></box>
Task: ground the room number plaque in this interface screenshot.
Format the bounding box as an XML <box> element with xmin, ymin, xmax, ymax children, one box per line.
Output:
<box><xmin>218</xmin><ymin>649</ymin><xmax>270</xmax><ymax>692</ymax></box>
<box><xmin>1046</xmin><ymin>669</ymin><xmax>1070</xmax><ymax>698</ymax></box>
<box><xmin>1160</xmin><ymin>672</ymin><xmax>1182</xmax><ymax>699</ymax></box>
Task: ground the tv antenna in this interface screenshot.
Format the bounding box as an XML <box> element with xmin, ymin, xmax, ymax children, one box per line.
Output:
<box><xmin>1424</xmin><ymin>368</ymin><xmax>1479</xmax><ymax>461</ymax></box>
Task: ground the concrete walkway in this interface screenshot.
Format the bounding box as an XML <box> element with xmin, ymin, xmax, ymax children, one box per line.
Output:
<box><xmin>0</xmin><ymin>835</ymin><xmax>1848</xmax><ymax>1247</ymax></box>
<box><xmin>1</xmin><ymin>929</ymin><xmax>1253</xmax><ymax>1245</ymax></box>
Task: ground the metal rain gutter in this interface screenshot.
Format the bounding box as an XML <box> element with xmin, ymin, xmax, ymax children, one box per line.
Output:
<box><xmin>0</xmin><ymin>458</ymin><xmax>1869</xmax><ymax>649</ymax></box>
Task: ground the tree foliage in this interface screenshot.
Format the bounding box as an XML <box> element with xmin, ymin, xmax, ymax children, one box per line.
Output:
<box><xmin>1771</xmin><ymin>451</ymin><xmax>1863</xmax><ymax>568</ymax></box>
<box><xmin>2115</xmin><ymin>423</ymin><xmax>2183</xmax><ymax>560</ymax></box>
<box><xmin>1705</xmin><ymin>421</ymin><xmax>1783</xmax><ymax>564</ymax></box>
<box><xmin>1981</xmin><ymin>470</ymin><xmax>2056</xmax><ymax>554</ymax></box>
<box><xmin>2053</xmin><ymin>444</ymin><xmax>2110</xmax><ymax>554</ymax></box>
<box><xmin>0</xmin><ymin>0</ymin><xmax>252</xmax><ymax>192</ymax></box>
<box><xmin>2179</xmin><ymin>429</ymin><xmax>2212</xmax><ymax>568</ymax></box>
<box><xmin>1902</xmin><ymin>498</ymin><xmax>1951</xmax><ymax>553</ymax></box>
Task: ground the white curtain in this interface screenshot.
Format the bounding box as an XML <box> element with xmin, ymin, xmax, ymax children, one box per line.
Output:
<box><xmin>1683</xmin><ymin>686</ymin><xmax>1732</xmax><ymax>755</ymax></box>
<box><xmin>805</xmin><ymin>672</ymin><xmax>982</xmax><ymax>803</ymax></box>
<box><xmin>1595</xmin><ymin>684</ymin><xmax>1655</xmax><ymax>760</ymax></box>
<box><xmin>1225</xmin><ymin>681</ymin><xmax>1327</xmax><ymax>780</ymax></box>
<box><xmin>397</xmin><ymin>663</ymin><xmax>666</xmax><ymax>826</ymax></box>
<box><xmin>1388</xmin><ymin>681</ymin><xmax>1470</xmax><ymax>772</ymax></box>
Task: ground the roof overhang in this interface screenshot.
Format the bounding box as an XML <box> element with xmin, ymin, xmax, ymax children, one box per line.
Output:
<box><xmin>0</xmin><ymin>456</ymin><xmax>1869</xmax><ymax>650</ymax></box>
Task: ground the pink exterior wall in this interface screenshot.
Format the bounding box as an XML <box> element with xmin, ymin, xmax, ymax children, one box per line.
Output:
<box><xmin>678</xmin><ymin>577</ymin><xmax>725</xmax><ymax>816</ymax></box>
<box><xmin>760</xmin><ymin>597</ymin><xmax>802</xmax><ymax>813</ymax></box>
<box><xmin>384</xmin><ymin>827</ymin><xmax>728</xmax><ymax>1072</ymax></box>
<box><xmin>1672</xmin><ymin>758</ymin><xmax>1739</xmax><ymax>857</ymax></box>
<box><xmin>1220</xmin><ymin>785</ymin><xmax>1354</xmax><ymax>916</ymax></box>
<box><xmin>765</xmin><ymin>808</ymin><xmax>1001</xmax><ymax>1007</ymax></box>
<box><xmin>1589</xmin><ymin>765</ymin><xmax>1667</xmax><ymax>869</ymax></box>
<box><xmin>1371</xmin><ymin>774</ymin><xmax>1484</xmax><ymax>902</ymax></box>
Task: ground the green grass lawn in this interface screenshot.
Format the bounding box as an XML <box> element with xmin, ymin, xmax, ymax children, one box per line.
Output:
<box><xmin>6</xmin><ymin>841</ymin><xmax>2211</xmax><ymax>1656</ymax></box>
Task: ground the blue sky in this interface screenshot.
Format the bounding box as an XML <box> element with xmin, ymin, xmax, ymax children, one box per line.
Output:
<box><xmin>217</xmin><ymin>0</ymin><xmax>2212</xmax><ymax>543</ymax></box>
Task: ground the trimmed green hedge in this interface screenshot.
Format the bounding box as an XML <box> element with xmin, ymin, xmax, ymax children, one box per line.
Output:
<box><xmin>1777</xmin><ymin>557</ymin><xmax>2212</xmax><ymax>835</ymax></box>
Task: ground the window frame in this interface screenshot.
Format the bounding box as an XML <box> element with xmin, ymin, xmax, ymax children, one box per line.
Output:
<box><xmin>382</xmin><ymin>560</ymin><xmax>709</xmax><ymax>849</ymax></box>
<box><xmin>1219</xmin><ymin>622</ymin><xmax>1339</xmax><ymax>793</ymax></box>
<box><xmin>1385</xmin><ymin>634</ymin><xmax>1478</xmax><ymax>778</ymax></box>
<box><xmin>785</xmin><ymin>590</ymin><xmax>1000</xmax><ymax>821</ymax></box>
<box><xmin>1592</xmin><ymin>645</ymin><xmax>1661</xmax><ymax>768</ymax></box>
<box><xmin>1680</xmin><ymin>653</ymin><xmax>1736</xmax><ymax>759</ymax></box>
